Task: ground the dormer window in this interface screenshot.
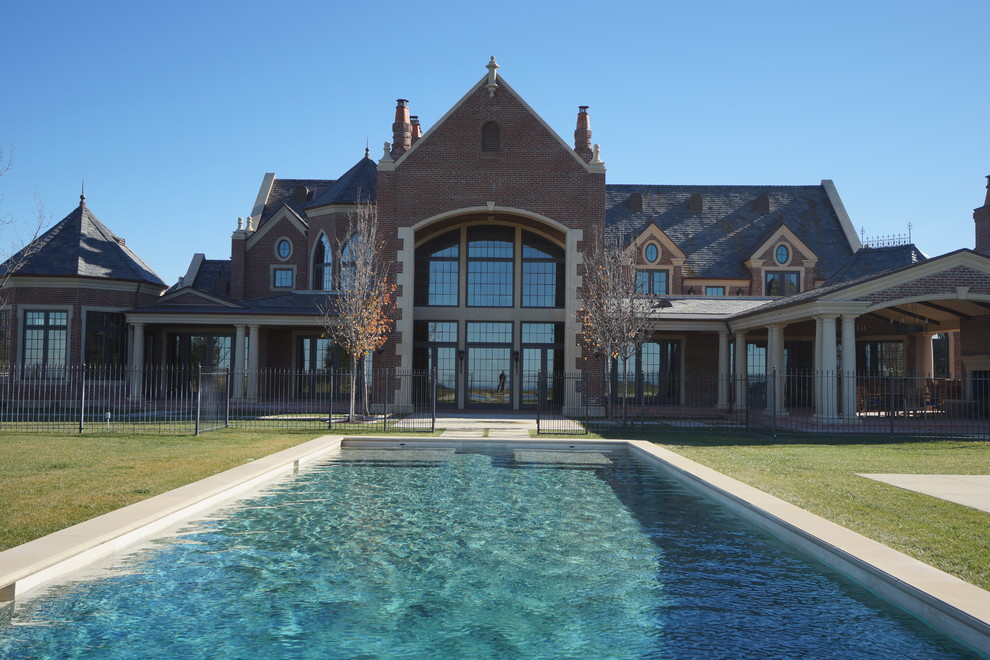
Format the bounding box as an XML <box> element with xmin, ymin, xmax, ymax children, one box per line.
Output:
<box><xmin>775</xmin><ymin>244</ymin><xmax>790</xmax><ymax>265</ymax></box>
<box><xmin>313</xmin><ymin>234</ymin><xmax>332</xmax><ymax>290</ymax></box>
<box><xmin>482</xmin><ymin>122</ymin><xmax>500</xmax><ymax>153</ymax></box>
<box><xmin>276</xmin><ymin>239</ymin><xmax>292</xmax><ymax>260</ymax></box>
<box><xmin>644</xmin><ymin>243</ymin><xmax>659</xmax><ymax>263</ymax></box>
<box><xmin>756</xmin><ymin>194</ymin><xmax>771</xmax><ymax>213</ymax></box>
<box><xmin>628</xmin><ymin>193</ymin><xmax>643</xmax><ymax>211</ymax></box>
<box><xmin>689</xmin><ymin>194</ymin><xmax>703</xmax><ymax>213</ymax></box>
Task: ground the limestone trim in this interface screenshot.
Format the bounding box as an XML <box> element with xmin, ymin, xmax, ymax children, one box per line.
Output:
<box><xmin>1</xmin><ymin>277</ymin><xmax>163</xmax><ymax>294</ymax></box>
<box><xmin>249</xmin><ymin>172</ymin><xmax>277</xmax><ymax>222</ymax></box>
<box><xmin>154</xmin><ymin>287</ymin><xmax>243</xmax><ymax>308</ymax></box>
<box><xmin>124</xmin><ymin>312</ymin><xmax>328</xmax><ymax>327</ymax></box>
<box><xmin>820</xmin><ymin>179</ymin><xmax>863</xmax><ymax>251</ymax></box>
<box><xmin>245</xmin><ymin>205</ymin><xmax>307</xmax><ymax>250</ymax></box>
<box><xmin>409</xmin><ymin>206</ymin><xmax>571</xmax><ymax>236</ymax></box>
<box><xmin>749</xmin><ymin>224</ymin><xmax>819</xmax><ymax>269</ymax></box>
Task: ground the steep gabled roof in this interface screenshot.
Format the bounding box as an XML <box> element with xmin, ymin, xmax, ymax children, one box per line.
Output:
<box><xmin>1</xmin><ymin>200</ymin><xmax>165</xmax><ymax>286</ymax></box>
<box><xmin>605</xmin><ymin>184</ymin><xmax>855</xmax><ymax>280</ymax></box>
<box><xmin>306</xmin><ymin>153</ymin><xmax>377</xmax><ymax>209</ymax></box>
<box><xmin>259</xmin><ymin>178</ymin><xmax>336</xmax><ymax>224</ymax></box>
<box><xmin>824</xmin><ymin>244</ymin><xmax>928</xmax><ymax>285</ymax></box>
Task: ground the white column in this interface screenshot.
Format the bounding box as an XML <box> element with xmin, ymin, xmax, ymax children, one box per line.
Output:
<box><xmin>247</xmin><ymin>324</ymin><xmax>260</xmax><ymax>400</ymax></box>
<box><xmin>766</xmin><ymin>324</ymin><xmax>785</xmax><ymax>415</ymax></box>
<box><xmin>733</xmin><ymin>330</ymin><xmax>747</xmax><ymax>410</ymax></box>
<box><xmin>841</xmin><ymin>314</ymin><xmax>858</xmax><ymax>421</ymax></box>
<box><xmin>813</xmin><ymin>316</ymin><xmax>824</xmax><ymax>415</ymax></box>
<box><xmin>233</xmin><ymin>325</ymin><xmax>246</xmax><ymax>400</ymax></box>
<box><xmin>717</xmin><ymin>330</ymin><xmax>730</xmax><ymax>410</ymax></box>
<box><xmin>128</xmin><ymin>323</ymin><xmax>145</xmax><ymax>399</ymax></box>
<box><xmin>918</xmin><ymin>332</ymin><xmax>934</xmax><ymax>378</ymax></box>
<box><xmin>947</xmin><ymin>332</ymin><xmax>957</xmax><ymax>379</ymax></box>
<box><xmin>816</xmin><ymin>315</ymin><xmax>838</xmax><ymax>420</ymax></box>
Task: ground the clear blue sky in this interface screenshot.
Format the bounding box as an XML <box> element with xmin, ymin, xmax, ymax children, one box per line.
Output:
<box><xmin>3</xmin><ymin>0</ymin><xmax>988</xmax><ymax>285</ymax></box>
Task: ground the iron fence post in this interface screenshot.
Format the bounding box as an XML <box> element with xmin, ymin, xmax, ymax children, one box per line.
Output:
<box><xmin>431</xmin><ymin>367</ymin><xmax>437</xmax><ymax>434</ymax></box>
<box><xmin>224</xmin><ymin>368</ymin><xmax>230</xmax><ymax>428</ymax></box>
<box><xmin>195</xmin><ymin>364</ymin><xmax>202</xmax><ymax>436</ymax></box>
<box><xmin>771</xmin><ymin>367</ymin><xmax>777</xmax><ymax>441</ymax></box>
<box><xmin>78</xmin><ymin>363</ymin><xmax>86</xmax><ymax>434</ymax></box>
<box><xmin>327</xmin><ymin>370</ymin><xmax>334</xmax><ymax>430</ymax></box>
<box><xmin>888</xmin><ymin>370</ymin><xmax>895</xmax><ymax>441</ymax></box>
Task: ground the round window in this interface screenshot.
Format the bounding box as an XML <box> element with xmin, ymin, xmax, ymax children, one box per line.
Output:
<box><xmin>645</xmin><ymin>243</ymin><xmax>659</xmax><ymax>263</ymax></box>
<box><xmin>277</xmin><ymin>239</ymin><xmax>292</xmax><ymax>260</ymax></box>
<box><xmin>775</xmin><ymin>244</ymin><xmax>789</xmax><ymax>265</ymax></box>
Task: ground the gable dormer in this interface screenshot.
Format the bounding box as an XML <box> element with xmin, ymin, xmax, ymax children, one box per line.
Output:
<box><xmin>624</xmin><ymin>224</ymin><xmax>687</xmax><ymax>295</ymax></box>
<box><xmin>746</xmin><ymin>224</ymin><xmax>819</xmax><ymax>296</ymax></box>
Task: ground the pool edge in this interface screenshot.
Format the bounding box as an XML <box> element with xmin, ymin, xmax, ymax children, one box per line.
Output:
<box><xmin>0</xmin><ymin>434</ymin><xmax>345</xmax><ymax>601</ymax></box>
<box><xmin>1</xmin><ymin>435</ymin><xmax>988</xmax><ymax>656</ymax></box>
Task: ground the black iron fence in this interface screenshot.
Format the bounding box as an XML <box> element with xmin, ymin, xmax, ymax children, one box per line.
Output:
<box><xmin>535</xmin><ymin>369</ymin><xmax>990</xmax><ymax>440</ymax></box>
<box><xmin>0</xmin><ymin>365</ymin><xmax>437</xmax><ymax>435</ymax></box>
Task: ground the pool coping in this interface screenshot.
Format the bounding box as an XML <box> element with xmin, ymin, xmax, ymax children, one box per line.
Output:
<box><xmin>1</xmin><ymin>435</ymin><xmax>988</xmax><ymax>655</ymax></box>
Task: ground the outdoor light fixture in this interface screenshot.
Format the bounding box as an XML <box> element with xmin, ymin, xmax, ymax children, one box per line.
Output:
<box><xmin>513</xmin><ymin>350</ymin><xmax>519</xmax><ymax>363</ymax></box>
<box><xmin>458</xmin><ymin>350</ymin><xmax>465</xmax><ymax>361</ymax></box>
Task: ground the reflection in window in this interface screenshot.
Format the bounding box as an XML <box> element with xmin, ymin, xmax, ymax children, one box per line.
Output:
<box><xmin>467</xmin><ymin>321</ymin><xmax>512</xmax><ymax>344</ymax></box>
<box><xmin>765</xmin><ymin>271</ymin><xmax>799</xmax><ymax>296</ymax></box>
<box><xmin>635</xmin><ymin>270</ymin><xmax>669</xmax><ymax>295</ymax></box>
<box><xmin>415</xmin><ymin>232</ymin><xmax>459</xmax><ymax>306</ymax></box>
<box><xmin>85</xmin><ymin>311</ymin><xmax>126</xmax><ymax>367</ymax></box>
<box><xmin>340</xmin><ymin>236</ymin><xmax>355</xmax><ymax>291</ymax></box>
<box><xmin>273</xmin><ymin>268</ymin><xmax>293</xmax><ymax>288</ymax></box>
<box><xmin>313</xmin><ymin>234</ymin><xmax>332</xmax><ymax>290</ymax></box>
<box><xmin>705</xmin><ymin>286</ymin><xmax>725</xmax><ymax>296</ymax></box>
<box><xmin>168</xmin><ymin>333</ymin><xmax>231</xmax><ymax>369</ymax></box>
<box><xmin>23</xmin><ymin>310</ymin><xmax>68</xmax><ymax>369</ymax></box>
<box><xmin>467</xmin><ymin>226</ymin><xmax>514</xmax><ymax>307</ymax></box>
<box><xmin>522</xmin><ymin>232</ymin><xmax>564</xmax><ymax>308</ymax></box>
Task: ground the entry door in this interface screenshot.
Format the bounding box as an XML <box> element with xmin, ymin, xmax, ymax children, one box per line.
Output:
<box><xmin>466</xmin><ymin>347</ymin><xmax>511</xmax><ymax>406</ymax></box>
<box><xmin>432</xmin><ymin>346</ymin><xmax>458</xmax><ymax>407</ymax></box>
<box><xmin>521</xmin><ymin>347</ymin><xmax>560</xmax><ymax>408</ymax></box>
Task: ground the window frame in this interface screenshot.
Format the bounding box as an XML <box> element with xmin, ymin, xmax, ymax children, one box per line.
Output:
<box><xmin>765</xmin><ymin>270</ymin><xmax>800</xmax><ymax>296</ymax></box>
<box><xmin>635</xmin><ymin>269</ymin><xmax>669</xmax><ymax>295</ymax></box>
<box><xmin>272</xmin><ymin>266</ymin><xmax>295</xmax><ymax>289</ymax></box>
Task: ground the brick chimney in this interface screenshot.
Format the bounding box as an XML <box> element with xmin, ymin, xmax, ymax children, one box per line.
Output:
<box><xmin>391</xmin><ymin>99</ymin><xmax>412</xmax><ymax>159</ymax></box>
<box><xmin>410</xmin><ymin>115</ymin><xmax>422</xmax><ymax>144</ymax></box>
<box><xmin>574</xmin><ymin>106</ymin><xmax>593</xmax><ymax>162</ymax></box>
<box><xmin>975</xmin><ymin>175</ymin><xmax>990</xmax><ymax>255</ymax></box>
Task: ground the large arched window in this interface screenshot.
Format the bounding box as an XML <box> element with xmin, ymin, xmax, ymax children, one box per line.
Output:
<box><xmin>413</xmin><ymin>224</ymin><xmax>566</xmax><ymax>309</ymax></box>
<box><xmin>339</xmin><ymin>235</ymin><xmax>356</xmax><ymax>291</ymax></box>
<box><xmin>467</xmin><ymin>226</ymin><xmax>514</xmax><ymax>307</ymax></box>
<box><xmin>415</xmin><ymin>231</ymin><xmax>460</xmax><ymax>306</ymax></box>
<box><xmin>313</xmin><ymin>234</ymin><xmax>332</xmax><ymax>290</ymax></box>
<box><xmin>521</xmin><ymin>231</ymin><xmax>564</xmax><ymax>308</ymax></box>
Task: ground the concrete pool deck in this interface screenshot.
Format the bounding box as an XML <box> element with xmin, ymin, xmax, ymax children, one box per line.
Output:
<box><xmin>1</xmin><ymin>432</ymin><xmax>989</xmax><ymax>655</ymax></box>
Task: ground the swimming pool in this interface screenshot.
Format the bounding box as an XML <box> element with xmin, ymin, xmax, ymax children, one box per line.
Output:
<box><xmin>0</xmin><ymin>446</ymin><xmax>977</xmax><ymax>658</ymax></box>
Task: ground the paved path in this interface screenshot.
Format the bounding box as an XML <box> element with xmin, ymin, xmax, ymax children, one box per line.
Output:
<box><xmin>859</xmin><ymin>474</ymin><xmax>990</xmax><ymax>513</ymax></box>
<box><xmin>436</xmin><ymin>412</ymin><xmax>538</xmax><ymax>439</ymax></box>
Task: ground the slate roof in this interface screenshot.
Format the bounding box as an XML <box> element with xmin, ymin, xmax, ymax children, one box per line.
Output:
<box><xmin>824</xmin><ymin>244</ymin><xmax>927</xmax><ymax>285</ymax></box>
<box><xmin>605</xmin><ymin>184</ymin><xmax>855</xmax><ymax>280</ymax></box>
<box><xmin>306</xmin><ymin>153</ymin><xmax>377</xmax><ymax>209</ymax></box>
<box><xmin>1</xmin><ymin>202</ymin><xmax>165</xmax><ymax>286</ymax></box>
<box><xmin>646</xmin><ymin>296</ymin><xmax>773</xmax><ymax>317</ymax></box>
<box><xmin>259</xmin><ymin>178</ymin><xmax>336</xmax><ymax>224</ymax></box>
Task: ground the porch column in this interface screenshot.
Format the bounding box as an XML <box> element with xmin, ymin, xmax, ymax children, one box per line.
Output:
<box><xmin>232</xmin><ymin>324</ymin><xmax>246</xmax><ymax>400</ymax></box>
<box><xmin>917</xmin><ymin>332</ymin><xmax>934</xmax><ymax>378</ymax></box>
<box><xmin>815</xmin><ymin>314</ymin><xmax>839</xmax><ymax>420</ymax></box>
<box><xmin>128</xmin><ymin>323</ymin><xmax>144</xmax><ymax>400</ymax></box>
<box><xmin>717</xmin><ymin>330</ymin><xmax>730</xmax><ymax>410</ymax></box>
<box><xmin>947</xmin><ymin>332</ymin><xmax>957</xmax><ymax>379</ymax></box>
<box><xmin>247</xmin><ymin>324</ymin><xmax>260</xmax><ymax>400</ymax></box>
<box><xmin>840</xmin><ymin>314</ymin><xmax>858</xmax><ymax>421</ymax></box>
<box><xmin>813</xmin><ymin>316</ymin><xmax>823</xmax><ymax>414</ymax></box>
<box><xmin>733</xmin><ymin>330</ymin><xmax>747</xmax><ymax>410</ymax></box>
<box><xmin>766</xmin><ymin>324</ymin><xmax>786</xmax><ymax>415</ymax></box>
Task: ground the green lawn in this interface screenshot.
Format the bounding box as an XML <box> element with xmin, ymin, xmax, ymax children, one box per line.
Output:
<box><xmin>607</xmin><ymin>430</ymin><xmax>990</xmax><ymax>591</ymax></box>
<box><xmin>0</xmin><ymin>430</ymin><xmax>320</xmax><ymax>551</ymax></box>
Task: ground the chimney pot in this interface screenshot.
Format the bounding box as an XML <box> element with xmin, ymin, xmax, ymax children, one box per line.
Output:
<box><xmin>574</xmin><ymin>105</ymin><xmax>593</xmax><ymax>162</ymax></box>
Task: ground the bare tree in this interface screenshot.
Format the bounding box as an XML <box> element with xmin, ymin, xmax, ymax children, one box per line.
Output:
<box><xmin>1</xmin><ymin>146</ymin><xmax>49</xmax><ymax>306</ymax></box>
<box><xmin>578</xmin><ymin>228</ymin><xmax>652</xmax><ymax>423</ymax></box>
<box><xmin>320</xmin><ymin>200</ymin><xmax>395</xmax><ymax>422</ymax></box>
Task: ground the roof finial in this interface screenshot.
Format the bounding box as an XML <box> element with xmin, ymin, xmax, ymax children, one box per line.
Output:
<box><xmin>486</xmin><ymin>56</ymin><xmax>500</xmax><ymax>97</ymax></box>
<box><xmin>365</xmin><ymin>136</ymin><xmax>370</xmax><ymax>159</ymax></box>
<box><xmin>80</xmin><ymin>178</ymin><xmax>86</xmax><ymax>208</ymax></box>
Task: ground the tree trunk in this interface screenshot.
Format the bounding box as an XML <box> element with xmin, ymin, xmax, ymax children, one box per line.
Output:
<box><xmin>349</xmin><ymin>364</ymin><xmax>357</xmax><ymax>422</ymax></box>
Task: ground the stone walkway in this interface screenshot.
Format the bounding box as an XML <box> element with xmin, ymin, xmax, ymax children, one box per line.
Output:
<box><xmin>437</xmin><ymin>412</ymin><xmax>538</xmax><ymax>439</ymax></box>
<box><xmin>858</xmin><ymin>474</ymin><xmax>990</xmax><ymax>513</ymax></box>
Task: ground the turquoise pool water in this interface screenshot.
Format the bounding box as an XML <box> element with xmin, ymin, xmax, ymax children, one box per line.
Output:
<box><xmin>0</xmin><ymin>447</ymin><xmax>977</xmax><ymax>658</ymax></box>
